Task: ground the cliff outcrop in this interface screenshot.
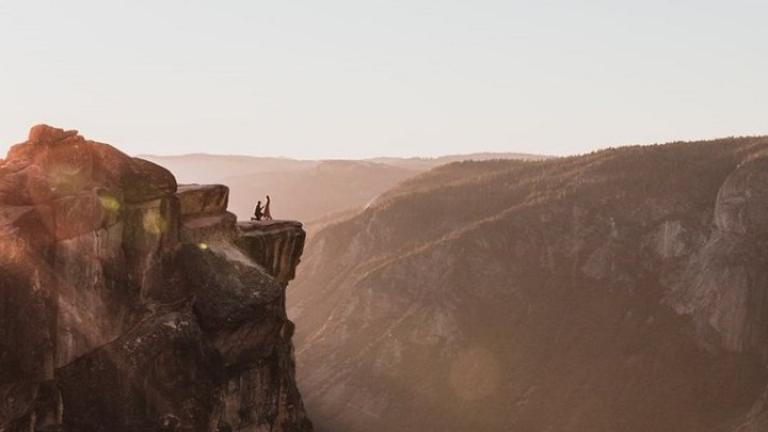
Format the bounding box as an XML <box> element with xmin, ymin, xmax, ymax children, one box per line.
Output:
<box><xmin>0</xmin><ymin>125</ymin><xmax>312</xmax><ymax>432</ymax></box>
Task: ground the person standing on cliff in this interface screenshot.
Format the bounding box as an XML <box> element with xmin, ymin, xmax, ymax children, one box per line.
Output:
<box><xmin>252</xmin><ymin>201</ymin><xmax>263</xmax><ymax>221</ymax></box>
<box><xmin>264</xmin><ymin>195</ymin><xmax>273</xmax><ymax>220</ymax></box>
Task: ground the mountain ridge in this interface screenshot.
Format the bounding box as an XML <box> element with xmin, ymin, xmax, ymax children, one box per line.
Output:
<box><xmin>289</xmin><ymin>135</ymin><xmax>768</xmax><ymax>432</ymax></box>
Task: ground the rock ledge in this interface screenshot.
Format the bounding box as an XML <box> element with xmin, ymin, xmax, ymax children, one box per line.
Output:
<box><xmin>0</xmin><ymin>125</ymin><xmax>313</xmax><ymax>432</ymax></box>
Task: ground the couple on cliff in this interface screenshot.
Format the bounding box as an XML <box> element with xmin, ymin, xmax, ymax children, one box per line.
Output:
<box><xmin>252</xmin><ymin>195</ymin><xmax>272</xmax><ymax>221</ymax></box>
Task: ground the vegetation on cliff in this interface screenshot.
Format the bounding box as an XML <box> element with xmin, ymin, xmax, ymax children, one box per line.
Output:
<box><xmin>290</xmin><ymin>136</ymin><xmax>768</xmax><ymax>432</ymax></box>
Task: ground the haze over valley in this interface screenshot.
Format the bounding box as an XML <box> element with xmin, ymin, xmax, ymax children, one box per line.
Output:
<box><xmin>3</xmin><ymin>0</ymin><xmax>768</xmax><ymax>430</ymax></box>
<box><xmin>144</xmin><ymin>135</ymin><xmax>768</xmax><ymax>431</ymax></box>
<box><xmin>288</xmin><ymin>136</ymin><xmax>768</xmax><ymax>431</ymax></box>
<box><xmin>143</xmin><ymin>152</ymin><xmax>544</xmax><ymax>226</ymax></box>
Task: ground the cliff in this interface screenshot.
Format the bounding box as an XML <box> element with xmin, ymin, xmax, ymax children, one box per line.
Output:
<box><xmin>289</xmin><ymin>137</ymin><xmax>768</xmax><ymax>431</ymax></box>
<box><xmin>0</xmin><ymin>125</ymin><xmax>312</xmax><ymax>432</ymax></box>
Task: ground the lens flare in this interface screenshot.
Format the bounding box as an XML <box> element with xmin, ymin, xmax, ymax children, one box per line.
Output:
<box><xmin>98</xmin><ymin>194</ymin><xmax>121</xmax><ymax>212</ymax></box>
<box><xmin>142</xmin><ymin>212</ymin><xmax>167</xmax><ymax>235</ymax></box>
<box><xmin>47</xmin><ymin>162</ymin><xmax>86</xmax><ymax>194</ymax></box>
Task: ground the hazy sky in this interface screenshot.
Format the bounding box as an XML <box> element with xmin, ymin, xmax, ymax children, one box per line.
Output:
<box><xmin>1</xmin><ymin>0</ymin><xmax>767</xmax><ymax>159</ymax></box>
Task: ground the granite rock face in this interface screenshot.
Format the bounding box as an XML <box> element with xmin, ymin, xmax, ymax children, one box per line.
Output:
<box><xmin>667</xmin><ymin>155</ymin><xmax>768</xmax><ymax>355</ymax></box>
<box><xmin>236</xmin><ymin>221</ymin><xmax>306</xmax><ymax>284</ymax></box>
<box><xmin>0</xmin><ymin>125</ymin><xmax>312</xmax><ymax>432</ymax></box>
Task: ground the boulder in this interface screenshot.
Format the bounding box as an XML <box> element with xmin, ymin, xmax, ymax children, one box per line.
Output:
<box><xmin>178</xmin><ymin>241</ymin><xmax>284</xmax><ymax>366</ymax></box>
<box><xmin>56</xmin><ymin>309</ymin><xmax>223</xmax><ymax>432</ymax></box>
<box><xmin>3</xmin><ymin>125</ymin><xmax>176</xmax><ymax>204</ymax></box>
<box><xmin>176</xmin><ymin>184</ymin><xmax>229</xmax><ymax>218</ymax></box>
<box><xmin>180</xmin><ymin>212</ymin><xmax>237</xmax><ymax>244</ymax></box>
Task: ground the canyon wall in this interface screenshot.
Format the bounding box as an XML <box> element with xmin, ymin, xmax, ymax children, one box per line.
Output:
<box><xmin>289</xmin><ymin>137</ymin><xmax>768</xmax><ymax>432</ymax></box>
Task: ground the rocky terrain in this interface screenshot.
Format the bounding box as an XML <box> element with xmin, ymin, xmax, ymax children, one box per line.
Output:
<box><xmin>289</xmin><ymin>136</ymin><xmax>768</xmax><ymax>431</ymax></box>
<box><xmin>0</xmin><ymin>126</ymin><xmax>312</xmax><ymax>431</ymax></box>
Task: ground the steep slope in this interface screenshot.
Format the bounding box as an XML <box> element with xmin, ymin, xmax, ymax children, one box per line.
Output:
<box><xmin>0</xmin><ymin>126</ymin><xmax>312</xmax><ymax>432</ymax></box>
<box><xmin>289</xmin><ymin>136</ymin><xmax>768</xmax><ymax>432</ymax></box>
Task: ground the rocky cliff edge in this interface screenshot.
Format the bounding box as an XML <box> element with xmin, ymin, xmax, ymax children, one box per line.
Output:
<box><xmin>0</xmin><ymin>125</ymin><xmax>312</xmax><ymax>432</ymax></box>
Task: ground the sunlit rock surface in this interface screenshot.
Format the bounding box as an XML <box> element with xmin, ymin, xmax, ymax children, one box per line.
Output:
<box><xmin>0</xmin><ymin>125</ymin><xmax>312</xmax><ymax>432</ymax></box>
<box><xmin>236</xmin><ymin>221</ymin><xmax>306</xmax><ymax>284</ymax></box>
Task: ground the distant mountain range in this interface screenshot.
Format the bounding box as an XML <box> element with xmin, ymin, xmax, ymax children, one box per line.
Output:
<box><xmin>141</xmin><ymin>153</ymin><xmax>545</xmax><ymax>225</ymax></box>
<box><xmin>287</xmin><ymin>136</ymin><xmax>768</xmax><ymax>431</ymax></box>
